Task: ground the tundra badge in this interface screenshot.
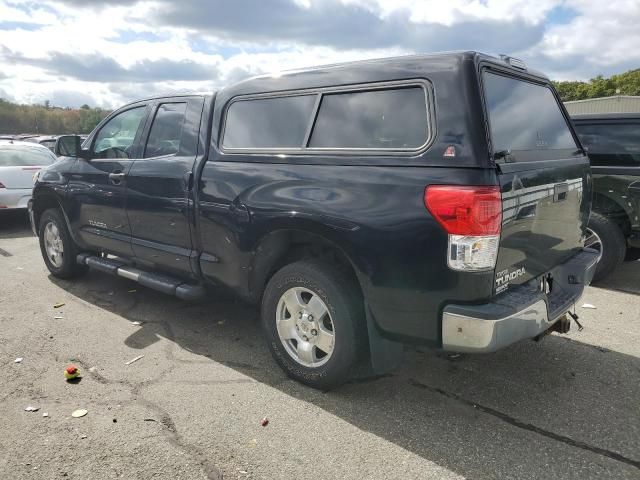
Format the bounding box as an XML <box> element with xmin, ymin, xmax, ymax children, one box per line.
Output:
<box><xmin>495</xmin><ymin>267</ymin><xmax>526</xmax><ymax>293</ymax></box>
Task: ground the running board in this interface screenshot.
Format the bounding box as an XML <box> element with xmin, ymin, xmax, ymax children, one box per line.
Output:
<box><xmin>77</xmin><ymin>253</ymin><xmax>205</xmax><ymax>301</ymax></box>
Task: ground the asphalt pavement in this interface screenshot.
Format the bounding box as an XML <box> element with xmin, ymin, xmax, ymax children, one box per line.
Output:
<box><xmin>1</xmin><ymin>211</ymin><xmax>639</xmax><ymax>480</ymax></box>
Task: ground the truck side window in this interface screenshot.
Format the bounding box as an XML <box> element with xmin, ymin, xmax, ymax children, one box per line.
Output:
<box><xmin>144</xmin><ymin>103</ymin><xmax>188</xmax><ymax>158</ymax></box>
<box><xmin>223</xmin><ymin>95</ymin><xmax>316</xmax><ymax>149</ymax></box>
<box><xmin>92</xmin><ymin>106</ymin><xmax>146</xmax><ymax>159</ymax></box>
<box><xmin>483</xmin><ymin>72</ymin><xmax>578</xmax><ymax>161</ymax></box>
<box><xmin>308</xmin><ymin>87</ymin><xmax>428</xmax><ymax>149</ymax></box>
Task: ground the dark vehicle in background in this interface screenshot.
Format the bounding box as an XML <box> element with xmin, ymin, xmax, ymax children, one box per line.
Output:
<box><xmin>30</xmin><ymin>52</ymin><xmax>598</xmax><ymax>389</ymax></box>
<box><xmin>572</xmin><ymin>113</ymin><xmax>640</xmax><ymax>281</ymax></box>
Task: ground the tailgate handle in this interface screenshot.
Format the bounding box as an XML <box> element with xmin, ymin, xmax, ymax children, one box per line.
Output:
<box><xmin>553</xmin><ymin>183</ymin><xmax>568</xmax><ymax>202</ymax></box>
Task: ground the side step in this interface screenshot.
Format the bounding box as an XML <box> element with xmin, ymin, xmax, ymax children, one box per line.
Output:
<box><xmin>77</xmin><ymin>253</ymin><xmax>206</xmax><ymax>301</ymax></box>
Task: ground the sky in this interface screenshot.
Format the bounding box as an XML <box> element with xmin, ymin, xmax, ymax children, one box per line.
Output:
<box><xmin>0</xmin><ymin>0</ymin><xmax>638</xmax><ymax>109</ymax></box>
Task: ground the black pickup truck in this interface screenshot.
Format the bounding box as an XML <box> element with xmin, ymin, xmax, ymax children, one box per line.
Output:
<box><xmin>571</xmin><ymin>113</ymin><xmax>640</xmax><ymax>281</ymax></box>
<box><xmin>30</xmin><ymin>52</ymin><xmax>599</xmax><ymax>389</ymax></box>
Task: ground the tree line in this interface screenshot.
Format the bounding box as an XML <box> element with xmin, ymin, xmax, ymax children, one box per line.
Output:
<box><xmin>0</xmin><ymin>99</ymin><xmax>110</xmax><ymax>135</ymax></box>
<box><xmin>552</xmin><ymin>68</ymin><xmax>640</xmax><ymax>102</ymax></box>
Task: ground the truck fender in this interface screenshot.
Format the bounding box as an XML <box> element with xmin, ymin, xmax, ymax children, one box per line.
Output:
<box><xmin>32</xmin><ymin>192</ymin><xmax>77</xmax><ymax>243</ymax></box>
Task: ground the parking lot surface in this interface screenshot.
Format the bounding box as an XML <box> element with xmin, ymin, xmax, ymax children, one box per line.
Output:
<box><xmin>1</xmin><ymin>212</ymin><xmax>639</xmax><ymax>479</ymax></box>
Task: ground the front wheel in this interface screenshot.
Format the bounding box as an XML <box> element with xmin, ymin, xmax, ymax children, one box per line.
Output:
<box><xmin>586</xmin><ymin>212</ymin><xmax>626</xmax><ymax>282</ymax></box>
<box><xmin>38</xmin><ymin>208</ymin><xmax>87</xmax><ymax>279</ymax></box>
<box><xmin>261</xmin><ymin>260</ymin><xmax>365</xmax><ymax>390</ymax></box>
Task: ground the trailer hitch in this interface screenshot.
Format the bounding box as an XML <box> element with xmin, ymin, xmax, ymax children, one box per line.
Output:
<box><xmin>567</xmin><ymin>310</ymin><xmax>584</xmax><ymax>331</ymax></box>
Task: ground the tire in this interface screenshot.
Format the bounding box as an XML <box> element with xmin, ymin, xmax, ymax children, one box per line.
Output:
<box><xmin>261</xmin><ymin>260</ymin><xmax>366</xmax><ymax>390</ymax></box>
<box><xmin>38</xmin><ymin>208</ymin><xmax>87</xmax><ymax>279</ymax></box>
<box><xmin>587</xmin><ymin>212</ymin><xmax>626</xmax><ymax>282</ymax></box>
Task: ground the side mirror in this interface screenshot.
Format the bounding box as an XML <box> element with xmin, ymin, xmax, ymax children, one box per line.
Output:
<box><xmin>55</xmin><ymin>135</ymin><xmax>84</xmax><ymax>158</ymax></box>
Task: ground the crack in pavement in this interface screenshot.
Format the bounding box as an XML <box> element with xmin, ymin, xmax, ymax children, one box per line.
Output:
<box><xmin>70</xmin><ymin>357</ymin><xmax>224</xmax><ymax>480</ymax></box>
<box><xmin>59</xmin><ymin>279</ymin><xmax>640</xmax><ymax>475</ymax></box>
<box><xmin>408</xmin><ymin>378</ymin><xmax>640</xmax><ymax>470</ymax></box>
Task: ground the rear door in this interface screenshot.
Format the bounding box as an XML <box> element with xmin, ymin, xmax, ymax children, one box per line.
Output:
<box><xmin>481</xmin><ymin>69</ymin><xmax>589</xmax><ymax>293</ymax></box>
<box><xmin>0</xmin><ymin>145</ymin><xmax>56</xmax><ymax>188</ymax></box>
<box><xmin>125</xmin><ymin>97</ymin><xmax>203</xmax><ymax>277</ymax></box>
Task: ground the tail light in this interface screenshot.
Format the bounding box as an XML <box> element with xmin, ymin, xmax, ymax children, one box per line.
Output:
<box><xmin>0</xmin><ymin>182</ymin><xmax>5</xmax><ymax>188</ymax></box>
<box><xmin>425</xmin><ymin>185</ymin><xmax>502</xmax><ymax>271</ymax></box>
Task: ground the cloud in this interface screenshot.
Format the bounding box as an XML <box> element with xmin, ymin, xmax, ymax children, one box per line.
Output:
<box><xmin>150</xmin><ymin>0</ymin><xmax>545</xmax><ymax>53</ymax></box>
<box><xmin>50</xmin><ymin>0</ymin><xmax>139</xmax><ymax>6</ymax></box>
<box><xmin>3</xmin><ymin>49</ymin><xmax>221</xmax><ymax>83</ymax></box>
<box><xmin>0</xmin><ymin>20</ymin><xmax>44</xmax><ymax>31</ymax></box>
<box><xmin>503</xmin><ymin>0</ymin><xmax>640</xmax><ymax>81</ymax></box>
<box><xmin>0</xmin><ymin>86</ymin><xmax>14</xmax><ymax>102</ymax></box>
<box><xmin>0</xmin><ymin>0</ymin><xmax>638</xmax><ymax>107</ymax></box>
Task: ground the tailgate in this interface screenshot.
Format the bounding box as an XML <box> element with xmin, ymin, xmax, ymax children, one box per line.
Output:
<box><xmin>482</xmin><ymin>69</ymin><xmax>590</xmax><ymax>293</ymax></box>
<box><xmin>0</xmin><ymin>166</ymin><xmax>42</xmax><ymax>189</ymax></box>
<box><xmin>496</xmin><ymin>160</ymin><xmax>589</xmax><ymax>292</ymax></box>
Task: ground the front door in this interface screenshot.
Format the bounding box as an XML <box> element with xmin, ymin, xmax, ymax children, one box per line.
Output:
<box><xmin>70</xmin><ymin>104</ymin><xmax>149</xmax><ymax>257</ymax></box>
<box><xmin>125</xmin><ymin>97</ymin><xmax>203</xmax><ymax>277</ymax></box>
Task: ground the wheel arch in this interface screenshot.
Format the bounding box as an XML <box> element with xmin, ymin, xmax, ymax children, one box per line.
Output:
<box><xmin>592</xmin><ymin>191</ymin><xmax>632</xmax><ymax>235</ymax></box>
<box><xmin>32</xmin><ymin>191</ymin><xmax>63</xmax><ymax>231</ymax></box>
<box><xmin>32</xmin><ymin>190</ymin><xmax>77</xmax><ymax>243</ymax></box>
<box><xmin>247</xmin><ymin>226</ymin><xmax>365</xmax><ymax>305</ymax></box>
<box><xmin>248</xmin><ymin>224</ymin><xmax>405</xmax><ymax>374</ymax></box>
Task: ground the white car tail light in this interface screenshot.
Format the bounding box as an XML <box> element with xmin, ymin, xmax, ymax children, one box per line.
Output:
<box><xmin>424</xmin><ymin>185</ymin><xmax>502</xmax><ymax>272</ymax></box>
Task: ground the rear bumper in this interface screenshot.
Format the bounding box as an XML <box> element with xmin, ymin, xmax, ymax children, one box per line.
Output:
<box><xmin>442</xmin><ymin>249</ymin><xmax>599</xmax><ymax>353</ymax></box>
<box><xmin>0</xmin><ymin>188</ymin><xmax>32</xmax><ymax>210</ymax></box>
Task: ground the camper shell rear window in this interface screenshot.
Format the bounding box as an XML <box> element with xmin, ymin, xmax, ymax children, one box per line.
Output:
<box><xmin>482</xmin><ymin>71</ymin><xmax>579</xmax><ymax>162</ymax></box>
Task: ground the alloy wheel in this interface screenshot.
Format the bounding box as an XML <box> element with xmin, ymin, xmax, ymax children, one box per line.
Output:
<box><xmin>275</xmin><ymin>287</ymin><xmax>335</xmax><ymax>368</ymax></box>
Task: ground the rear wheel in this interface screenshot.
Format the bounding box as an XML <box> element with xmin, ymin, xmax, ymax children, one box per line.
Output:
<box><xmin>586</xmin><ymin>212</ymin><xmax>626</xmax><ymax>282</ymax></box>
<box><xmin>261</xmin><ymin>260</ymin><xmax>365</xmax><ymax>390</ymax></box>
<box><xmin>38</xmin><ymin>208</ymin><xmax>87</xmax><ymax>279</ymax></box>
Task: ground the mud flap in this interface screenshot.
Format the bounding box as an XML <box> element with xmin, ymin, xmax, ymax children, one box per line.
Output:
<box><xmin>365</xmin><ymin>304</ymin><xmax>404</xmax><ymax>374</ymax></box>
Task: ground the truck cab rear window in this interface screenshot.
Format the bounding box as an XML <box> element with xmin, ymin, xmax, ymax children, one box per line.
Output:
<box><xmin>145</xmin><ymin>102</ymin><xmax>187</xmax><ymax>158</ymax></box>
<box><xmin>222</xmin><ymin>95</ymin><xmax>316</xmax><ymax>149</ymax></box>
<box><xmin>308</xmin><ymin>87</ymin><xmax>428</xmax><ymax>149</ymax></box>
<box><xmin>483</xmin><ymin>72</ymin><xmax>578</xmax><ymax>161</ymax></box>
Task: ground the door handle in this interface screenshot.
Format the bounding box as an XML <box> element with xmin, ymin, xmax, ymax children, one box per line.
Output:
<box><xmin>108</xmin><ymin>171</ymin><xmax>125</xmax><ymax>185</ymax></box>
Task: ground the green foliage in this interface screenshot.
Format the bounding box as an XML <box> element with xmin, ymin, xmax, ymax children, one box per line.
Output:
<box><xmin>553</xmin><ymin>69</ymin><xmax>640</xmax><ymax>102</ymax></box>
<box><xmin>0</xmin><ymin>99</ymin><xmax>110</xmax><ymax>135</ymax></box>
